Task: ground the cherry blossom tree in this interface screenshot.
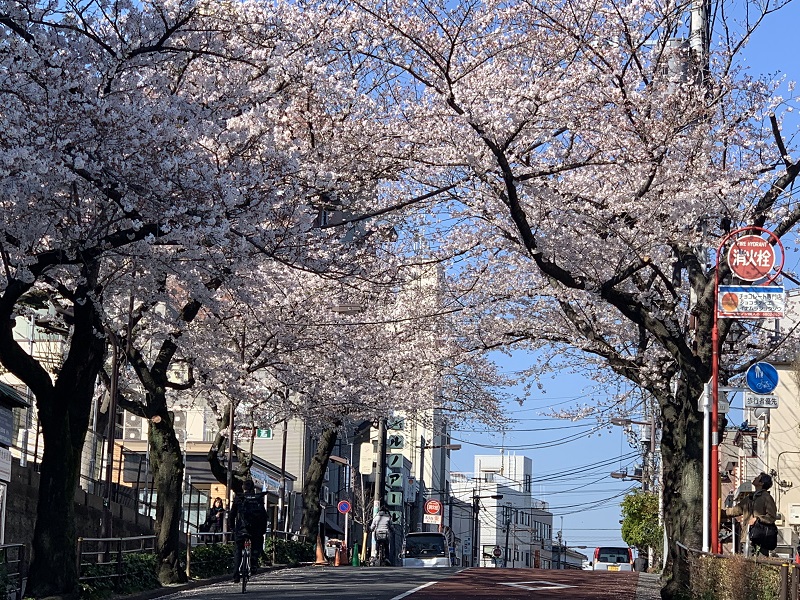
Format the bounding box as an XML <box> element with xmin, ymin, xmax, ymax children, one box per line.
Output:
<box><xmin>323</xmin><ymin>0</ymin><xmax>800</xmax><ymax>595</ymax></box>
<box><xmin>0</xmin><ymin>0</ymin><xmax>231</xmax><ymax>590</ymax></box>
<box><xmin>0</xmin><ymin>0</ymin><xmax>376</xmax><ymax>592</ymax></box>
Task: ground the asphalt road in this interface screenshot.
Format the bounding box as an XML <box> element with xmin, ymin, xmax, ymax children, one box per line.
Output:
<box><xmin>163</xmin><ymin>566</ymin><xmax>660</xmax><ymax>600</ymax></box>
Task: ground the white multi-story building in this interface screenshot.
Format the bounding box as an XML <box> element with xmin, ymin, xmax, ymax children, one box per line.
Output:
<box><xmin>451</xmin><ymin>453</ymin><xmax>554</xmax><ymax>568</ymax></box>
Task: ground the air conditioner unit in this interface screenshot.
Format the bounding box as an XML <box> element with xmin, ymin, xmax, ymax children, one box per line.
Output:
<box><xmin>124</xmin><ymin>414</ymin><xmax>143</xmax><ymax>441</ymax></box>
<box><xmin>788</xmin><ymin>504</ymin><xmax>800</xmax><ymax>526</ymax></box>
<box><xmin>777</xmin><ymin>527</ymin><xmax>797</xmax><ymax>547</ymax></box>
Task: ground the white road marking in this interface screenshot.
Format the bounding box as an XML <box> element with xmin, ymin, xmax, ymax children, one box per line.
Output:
<box><xmin>389</xmin><ymin>580</ymin><xmax>438</xmax><ymax>600</ymax></box>
<box><xmin>500</xmin><ymin>580</ymin><xmax>576</xmax><ymax>591</ymax></box>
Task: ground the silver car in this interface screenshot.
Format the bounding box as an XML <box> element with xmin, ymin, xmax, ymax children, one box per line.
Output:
<box><xmin>400</xmin><ymin>532</ymin><xmax>452</xmax><ymax>568</ymax></box>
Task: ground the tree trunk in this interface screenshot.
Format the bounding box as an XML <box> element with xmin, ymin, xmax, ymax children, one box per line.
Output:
<box><xmin>206</xmin><ymin>404</ymin><xmax>248</xmax><ymax>495</ymax></box>
<box><xmin>23</xmin><ymin>270</ymin><xmax>105</xmax><ymax>597</ymax></box>
<box><xmin>149</xmin><ymin>409</ymin><xmax>188</xmax><ymax>584</ymax></box>
<box><xmin>659</xmin><ymin>374</ymin><xmax>704</xmax><ymax>599</ymax></box>
<box><xmin>27</xmin><ymin>392</ymin><xmax>84</xmax><ymax>598</ymax></box>
<box><xmin>300</xmin><ymin>427</ymin><xmax>338</xmax><ymax>537</ymax></box>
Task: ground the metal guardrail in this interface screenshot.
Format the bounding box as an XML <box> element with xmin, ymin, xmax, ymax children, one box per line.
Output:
<box><xmin>0</xmin><ymin>544</ymin><xmax>25</xmax><ymax>600</ymax></box>
<box><xmin>76</xmin><ymin>535</ymin><xmax>156</xmax><ymax>588</ymax></box>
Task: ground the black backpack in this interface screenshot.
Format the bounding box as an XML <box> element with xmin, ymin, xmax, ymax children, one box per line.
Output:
<box><xmin>237</xmin><ymin>494</ymin><xmax>268</xmax><ymax>533</ymax></box>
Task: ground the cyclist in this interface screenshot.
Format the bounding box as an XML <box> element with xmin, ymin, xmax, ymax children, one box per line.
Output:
<box><xmin>370</xmin><ymin>505</ymin><xmax>393</xmax><ymax>566</ymax></box>
<box><xmin>228</xmin><ymin>479</ymin><xmax>268</xmax><ymax>583</ymax></box>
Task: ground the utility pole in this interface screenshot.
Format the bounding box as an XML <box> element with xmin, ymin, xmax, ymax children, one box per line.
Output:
<box><xmin>101</xmin><ymin>332</ymin><xmax>119</xmax><ymax>541</ymax></box>
<box><xmin>371</xmin><ymin>418</ymin><xmax>387</xmax><ymax>560</ymax></box>
<box><xmin>503</xmin><ymin>505</ymin><xmax>511</xmax><ymax>568</ymax></box>
<box><xmin>278</xmin><ymin>418</ymin><xmax>288</xmax><ymax>531</ymax></box>
<box><xmin>688</xmin><ymin>0</ymin><xmax>714</xmax><ymax>553</ymax></box>
<box><xmin>416</xmin><ymin>435</ymin><xmax>425</xmax><ymax>531</ymax></box>
<box><xmin>472</xmin><ymin>491</ymin><xmax>479</xmax><ymax>567</ymax></box>
<box><xmin>224</xmin><ymin>399</ymin><xmax>235</xmax><ymax>536</ymax></box>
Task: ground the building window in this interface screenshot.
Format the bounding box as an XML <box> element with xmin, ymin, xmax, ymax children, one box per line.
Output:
<box><xmin>524</xmin><ymin>474</ymin><xmax>531</xmax><ymax>492</ymax></box>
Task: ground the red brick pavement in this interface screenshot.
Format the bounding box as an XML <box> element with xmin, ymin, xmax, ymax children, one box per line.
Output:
<box><xmin>407</xmin><ymin>568</ymin><xmax>641</xmax><ymax>599</ymax></box>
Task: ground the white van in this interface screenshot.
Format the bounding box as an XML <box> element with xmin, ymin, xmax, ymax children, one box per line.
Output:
<box><xmin>400</xmin><ymin>532</ymin><xmax>452</xmax><ymax>568</ymax></box>
<box><xmin>590</xmin><ymin>546</ymin><xmax>634</xmax><ymax>571</ymax></box>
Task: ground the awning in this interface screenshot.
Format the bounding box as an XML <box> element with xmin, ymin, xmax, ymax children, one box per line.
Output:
<box><xmin>324</xmin><ymin>515</ymin><xmax>345</xmax><ymax>536</ymax></box>
<box><xmin>0</xmin><ymin>381</ymin><xmax>29</xmax><ymax>409</ymax></box>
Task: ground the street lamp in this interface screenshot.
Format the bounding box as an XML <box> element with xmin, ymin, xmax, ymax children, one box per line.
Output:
<box><xmin>610</xmin><ymin>467</ymin><xmax>643</xmax><ymax>481</ymax></box>
<box><xmin>472</xmin><ymin>493</ymin><xmax>503</xmax><ymax>567</ymax></box>
<box><xmin>416</xmin><ymin>438</ymin><xmax>461</xmax><ymax>531</ymax></box>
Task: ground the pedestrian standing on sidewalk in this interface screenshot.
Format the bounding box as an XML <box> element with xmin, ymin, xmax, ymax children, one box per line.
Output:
<box><xmin>723</xmin><ymin>472</ymin><xmax>777</xmax><ymax>556</ymax></box>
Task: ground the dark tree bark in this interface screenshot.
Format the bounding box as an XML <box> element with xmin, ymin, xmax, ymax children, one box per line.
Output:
<box><xmin>658</xmin><ymin>375</ymin><xmax>704</xmax><ymax>598</ymax></box>
<box><xmin>300</xmin><ymin>427</ymin><xmax>339</xmax><ymax>536</ymax></box>
<box><xmin>207</xmin><ymin>402</ymin><xmax>257</xmax><ymax>495</ymax></box>
<box><xmin>0</xmin><ymin>264</ymin><xmax>105</xmax><ymax>597</ymax></box>
<box><xmin>111</xmin><ymin>293</ymin><xmax>212</xmax><ymax>585</ymax></box>
<box><xmin>149</xmin><ymin>410</ymin><xmax>186</xmax><ymax>583</ymax></box>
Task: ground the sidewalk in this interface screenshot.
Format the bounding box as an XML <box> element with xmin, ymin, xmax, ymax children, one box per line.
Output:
<box><xmin>110</xmin><ymin>565</ymin><xmax>293</xmax><ymax>600</ymax></box>
<box><xmin>635</xmin><ymin>573</ymin><xmax>661</xmax><ymax>600</ymax></box>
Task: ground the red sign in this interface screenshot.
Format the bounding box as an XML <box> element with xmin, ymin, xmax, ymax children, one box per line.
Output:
<box><xmin>727</xmin><ymin>235</ymin><xmax>776</xmax><ymax>281</ymax></box>
<box><xmin>424</xmin><ymin>499</ymin><xmax>442</xmax><ymax>515</ymax></box>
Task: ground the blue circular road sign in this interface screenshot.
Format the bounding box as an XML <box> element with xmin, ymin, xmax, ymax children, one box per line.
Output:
<box><xmin>746</xmin><ymin>362</ymin><xmax>779</xmax><ymax>394</ymax></box>
<box><xmin>337</xmin><ymin>500</ymin><xmax>351</xmax><ymax>514</ymax></box>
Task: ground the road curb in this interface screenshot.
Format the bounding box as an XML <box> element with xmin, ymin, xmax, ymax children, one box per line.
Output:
<box><xmin>635</xmin><ymin>572</ymin><xmax>661</xmax><ymax>600</ymax></box>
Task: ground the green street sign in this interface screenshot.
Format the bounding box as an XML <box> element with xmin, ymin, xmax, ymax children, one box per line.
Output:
<box><xmin>256</xmin><ymin>429</ymin><xmax>272</xmax><ymax>439</ymax></box>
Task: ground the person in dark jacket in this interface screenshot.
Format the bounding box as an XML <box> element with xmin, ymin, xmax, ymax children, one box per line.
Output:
<box><xmin>205</xmin><ymin>497</ymin><xmax>225</xmax><ymax>534</ymax></box>
<box><xmin>228</xmin><ymin>479</ymin><xmax>268</xmax><ymax>582</ymax></box>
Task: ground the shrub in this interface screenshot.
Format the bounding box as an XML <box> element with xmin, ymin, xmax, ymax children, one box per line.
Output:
<box><xmin>689</xmin><ymin>553</ymin><xmax>780</xmax><ymax>600</ymax></box>
<box><xmin>79</xmin><ymin>552</ymin><xmax>160</xmax><ymax>600</ymax></box>
<box><xmin>264</xmin><ymin>538</ymin><xmax>315</xmax><ymax>566</ymax></box>
<box><xmin>190</xmin><ymin>542</ymin><xmax>234</xmax><ymax>579</ymax></box>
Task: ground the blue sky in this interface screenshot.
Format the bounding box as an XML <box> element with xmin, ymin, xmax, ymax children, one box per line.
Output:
<box><xmin>450</xmin><ymin>1</ymin><xmax>800</xmax><ymax>554</ymax></box>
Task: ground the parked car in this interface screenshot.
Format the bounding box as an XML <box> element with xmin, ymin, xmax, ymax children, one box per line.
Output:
<box><xmin>590</xmin><ymin>546</ymin><xmax>634</xmax><ymax>571</ymax></box>
<box><xmin>400</xmin><ymin>532</ymin><xmax>451</xmax><ymax>568</ymax></box>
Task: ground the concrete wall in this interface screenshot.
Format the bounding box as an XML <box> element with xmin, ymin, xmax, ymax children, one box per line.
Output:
<box><xmin>5</xmin><ymin>458</ymin><xmax>155</xmax><ymax>556</ymax></box>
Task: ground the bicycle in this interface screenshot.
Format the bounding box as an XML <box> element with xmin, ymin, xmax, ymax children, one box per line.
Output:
<box><xmin>374</xmin><ymin>536</ymin><xmax>389</xmax><ymax>566</ymax></box>
<box><xmin>237</xmin><ymin>537</ymin><xmax>251</xmax><ymax>593</ymax></box>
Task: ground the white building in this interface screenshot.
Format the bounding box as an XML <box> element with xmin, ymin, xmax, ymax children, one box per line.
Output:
<box><xmin>451</xmin><ymin>453</ymin><xmax>554</xmax><ymax>568</ymax></box>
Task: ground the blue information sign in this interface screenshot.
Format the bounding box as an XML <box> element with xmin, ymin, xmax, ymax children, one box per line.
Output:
<box><xmin>746</xmin><ymin>362</ymin><xmax>779</xmax><ymax>394</ymax></box>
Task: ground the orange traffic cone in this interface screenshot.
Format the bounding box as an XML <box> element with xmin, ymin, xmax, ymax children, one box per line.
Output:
<box><xmin>340</xmin><ymin>544</ymin><xmax>349</xmax><ymax>565</ymax></box>
<box><xmin>315</xmin><ymin>535</ymin><xmax>328</xmax><ymax>566</ymax></box>
<box><xmin>334</xmin><ymin>548</ymin><xmax>342</xmax><ymax>566</ymax></box>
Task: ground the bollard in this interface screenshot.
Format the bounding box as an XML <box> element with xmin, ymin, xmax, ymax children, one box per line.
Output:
<box><xmin>781</xmin><ymin>564</ymin><xmax>790</xmax><ymax>600</ymax></box>
<box><xmin>792</xmin><ymin>563</ymin><xmax>799</xmax><ymax>600</ymax></box>
<box><xmin>352</xmin><ymin>543</ymin><xmax>361</xmax><ymax>566</ymax></box>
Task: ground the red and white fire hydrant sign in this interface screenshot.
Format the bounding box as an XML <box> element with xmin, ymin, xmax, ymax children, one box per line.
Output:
<box><xmin>727</xmin><ymin>235</ymin><xmax>776</xmax><ymax>281</ymax></box>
